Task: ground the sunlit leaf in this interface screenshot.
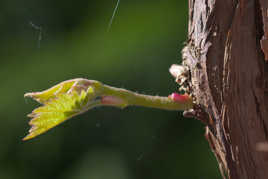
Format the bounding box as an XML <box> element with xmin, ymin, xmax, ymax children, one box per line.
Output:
<box><xmin>23</xmin><ymin>80</ymin><xmax>101</xmax><ymax>140</ymax></box>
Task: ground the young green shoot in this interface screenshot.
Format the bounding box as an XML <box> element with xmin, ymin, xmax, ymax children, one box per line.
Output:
<box><xmin>23</xmin><ymin>65</ymin><xmax>193</xmax><ymax>140</ymax></box>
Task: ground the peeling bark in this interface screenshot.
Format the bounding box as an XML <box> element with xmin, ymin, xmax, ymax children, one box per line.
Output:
<box><xmin>183</xmin><ymin>0</ymin><xmax>268</xmax><ymax>178</ymax></box>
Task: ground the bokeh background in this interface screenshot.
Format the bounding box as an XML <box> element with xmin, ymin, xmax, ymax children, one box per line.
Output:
<box><xmin>0</xmin><ymin>0</ymin><xmax>221</xmax><ymax>178</ymax></box>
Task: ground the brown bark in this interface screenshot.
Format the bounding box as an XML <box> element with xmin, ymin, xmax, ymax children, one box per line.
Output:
<box><xmin>182</xmin><ymin>0</ymin><xmax>268</xmax><ymax>178</ymax></box>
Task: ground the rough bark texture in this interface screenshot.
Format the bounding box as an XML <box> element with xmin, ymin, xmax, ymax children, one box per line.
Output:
<box><xmin>182</xmin><ymin>0</ymin><xmax>268</xmax><ymax>178</ymax></box>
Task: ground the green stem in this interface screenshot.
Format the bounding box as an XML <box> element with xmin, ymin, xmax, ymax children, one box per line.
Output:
<box><xmin>101</xmin><ymin>84</ymin><xmax>193</xmax><ymax>110</ymax></box>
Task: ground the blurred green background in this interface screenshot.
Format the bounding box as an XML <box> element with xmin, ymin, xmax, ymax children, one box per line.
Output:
<box><xmin>0</xmin><ymin>0</ymin><xmax>221</xmax><ymax>178</ymax></box>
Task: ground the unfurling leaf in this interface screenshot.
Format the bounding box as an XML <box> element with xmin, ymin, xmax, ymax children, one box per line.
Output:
<box><xmin>23</xmin><ymin>79</ymin><xmax>102</xmax><ymax>140</ymax></box>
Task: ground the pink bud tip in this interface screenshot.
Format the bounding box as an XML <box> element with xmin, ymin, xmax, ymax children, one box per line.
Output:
<box><xmin>168</xmin><ymin>93</ymin><xmax>190</xmax><ymax>103</ymax></box>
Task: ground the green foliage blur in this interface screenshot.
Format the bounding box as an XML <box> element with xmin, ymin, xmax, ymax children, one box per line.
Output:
<box><xmin>0</xmin><ymin>0</ymin><xmax>221</xmax><ymax>178</ymax></box>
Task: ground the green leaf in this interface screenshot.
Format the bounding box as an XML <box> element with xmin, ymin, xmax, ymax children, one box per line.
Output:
<box><xmin>24</xmin><ymin>79</ymin><xmax>76</xmax><ymax>104</ymax></box>
<box><xmin>23</xmin><ymin>79</ymin><xmax>101</xmax><ymax>140</ymax></box>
